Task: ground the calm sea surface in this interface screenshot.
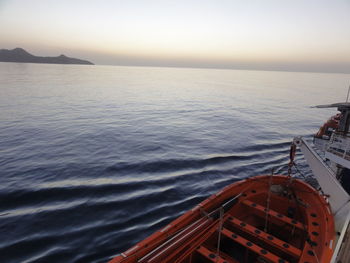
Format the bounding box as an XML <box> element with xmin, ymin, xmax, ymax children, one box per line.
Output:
<box><xmin>0</xmin><ymin>62</ymin><xmax>349</xmax><ymax>262</ymax></box>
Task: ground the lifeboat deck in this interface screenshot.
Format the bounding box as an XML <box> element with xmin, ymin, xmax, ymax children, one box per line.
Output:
<box><xmin>110</xmin><ymin>175</ymin><xmax>335</xmax><ymax>263</ymax></box>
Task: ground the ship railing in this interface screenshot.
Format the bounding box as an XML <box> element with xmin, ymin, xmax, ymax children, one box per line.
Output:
<box><xmin>327</xmin><ymin>132</ymin><xmax>350</xmax><ymax>161</ymax></box>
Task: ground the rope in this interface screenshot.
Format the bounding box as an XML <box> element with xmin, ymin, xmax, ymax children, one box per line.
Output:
<box><xmin>290</xmin><ymin>186</ymin><xmax>321</xmax><ymax>263</ymax></box>
<box><xmin>119</xmin><ymin>144</ymin><xmax>322</xmax><ymax>262</ymax></box>
<box><xmin>287</xmin><ymin>143</ymin><xmax>322</xmax><ymax>263</ymax></box>
<box><xmin>215</xmin><ymin>208</ymin><xmax>224</xmax><ymax>262</ymax></box>
<box><xmin>125</xmin><ymin>194</ymin><xmax>242</xmax><ymax>262</ymax></box>
<box><xmin>264</xmin><ymin>170</ymin><xmax>274</xmax><ymax>232</ymax></box>
<box><xmin>292</xmin><ymin>162</ymin><xmax>307</xmax><ymax>180</ymax></box>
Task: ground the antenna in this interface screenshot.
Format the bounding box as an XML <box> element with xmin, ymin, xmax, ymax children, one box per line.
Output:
<box><xmin>347</xmin><ymin>85</ymin><xmax>350</xmax><ymax>103</ymax></box>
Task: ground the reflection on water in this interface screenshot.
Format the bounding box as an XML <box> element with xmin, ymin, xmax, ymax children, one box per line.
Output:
<box><xmin>0</xmin><ymin>62</ymin><xmax>349</xmax><ymax>262</ymax></box>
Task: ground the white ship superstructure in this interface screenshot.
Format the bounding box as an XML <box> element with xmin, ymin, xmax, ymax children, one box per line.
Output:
<box><xmin>293</xmin><ymin>102</ymin><xmax>350</xmax><ymax>262</ymax></box>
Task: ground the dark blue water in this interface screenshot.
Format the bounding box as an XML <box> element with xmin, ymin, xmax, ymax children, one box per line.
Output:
<box><xmin>0</xmin><ymin>62</ymin><xmax>349</xmax><ymax>263</ymax></box>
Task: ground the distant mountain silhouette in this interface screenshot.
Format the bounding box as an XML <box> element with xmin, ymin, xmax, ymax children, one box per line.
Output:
<box><xmin>0</xmin><ymin>48</ymin><xmax>94</xmax><ymax>65</ymax></box>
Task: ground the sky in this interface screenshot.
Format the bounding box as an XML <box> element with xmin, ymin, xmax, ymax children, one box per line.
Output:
<box><xmin>0</xmin><ymin>0</ymin><xmax>350</xmax><ymax>73</ymax></box>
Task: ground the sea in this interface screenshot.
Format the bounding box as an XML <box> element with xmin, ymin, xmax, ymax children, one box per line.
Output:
<box><xmin>0</xmin><ymin>62</ymin><xmax>349</xmax><ymax>263</ymax></box>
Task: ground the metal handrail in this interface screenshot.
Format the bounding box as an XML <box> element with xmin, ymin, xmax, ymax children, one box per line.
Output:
<box><xmin>327</xmin><ymin>133</ymin><xmax>350</xmax><ymax>159</ymax></box>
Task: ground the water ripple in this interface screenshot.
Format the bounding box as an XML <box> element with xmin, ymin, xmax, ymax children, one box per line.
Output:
<box><xmin>1</xmin><ymin>64</ymin><xmax>345</xmax><ymax>263</ymax></box>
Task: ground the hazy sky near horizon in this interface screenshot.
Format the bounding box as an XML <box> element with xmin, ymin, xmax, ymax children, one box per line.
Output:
<box><xmin>1</xmin><ymin>0</ymin><xmax>350</xmax><ymax>72</ymax></box>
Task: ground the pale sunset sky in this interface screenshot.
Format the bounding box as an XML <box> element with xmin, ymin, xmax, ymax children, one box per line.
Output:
<box><xmin>0</xmin><ymin>0</ymin><xmax>350</xmax><ymax>73</ymax></box>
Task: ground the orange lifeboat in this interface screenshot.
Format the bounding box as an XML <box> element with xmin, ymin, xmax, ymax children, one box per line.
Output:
<box><xmin>109</xmin><ymin>175</ymin><xmax>335</xmax><ymax>263</ymax></box>
<box><xmin>315</xmin><ymin>113</ymin><xmax>341</xmax><ymax>139</ymax></box>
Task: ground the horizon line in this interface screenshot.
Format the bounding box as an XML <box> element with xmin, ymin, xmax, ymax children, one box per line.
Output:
<box><xmin>1</xmin><ymin>60</ymin><xmax>350</xmax><ymax>75</ymax></box>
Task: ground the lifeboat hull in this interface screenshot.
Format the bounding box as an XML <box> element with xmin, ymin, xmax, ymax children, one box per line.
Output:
<box><xmin>109</xmin><ymin>175</ymin><xmax>335</xmax><ymax>263</ymax></box>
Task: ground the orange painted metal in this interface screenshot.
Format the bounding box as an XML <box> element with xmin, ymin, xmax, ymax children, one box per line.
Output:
<box><xmin>226</xmin><ymin>216</ymin><xmax>302</xmax><ymax>258</ymax></box>
<box><xmin>242</xmin><ymin>199</ymin><xmax>305</xmax><ymax>230</ymax></box>
<box><xmin>196</xmin><ymin>246</ymin><xmax>238</xmax><ymax>263</ymax></box>
<box><xmin>315</xmin><ymin>113</ymin><xmax>340</xmax><ymax>138</ymax></box>
<box><xmin>109</xmin><ymin>175</ymin><xmax>335</xmax><ymax>263</ymax></box>
<box><xmin>221</xmin><ymin>227</ymin><xmax>289</xmax><ymax>263</ymax></box>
